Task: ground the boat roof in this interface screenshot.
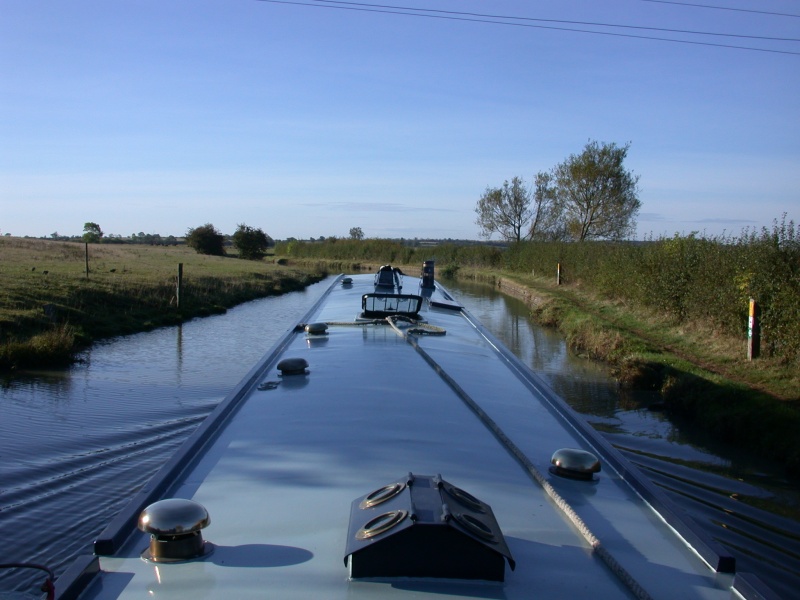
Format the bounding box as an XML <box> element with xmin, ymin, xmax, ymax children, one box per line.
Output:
<box><xmin>55</xmin><ymin>273</ymin><xmax>771</xmax><ymax>600</ymax></box>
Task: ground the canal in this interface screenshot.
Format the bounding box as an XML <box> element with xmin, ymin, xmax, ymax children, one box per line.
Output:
<box><xmin>1</xmin><ymin>275</ymin><xmax>798</xmax><ymax>597</ymax></box>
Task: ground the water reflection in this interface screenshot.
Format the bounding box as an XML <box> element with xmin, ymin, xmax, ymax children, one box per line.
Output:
<box><xmin>176</xmin><ymin>323</ymin><xmax>183</xmax><ymax>379</ymax></box>
<box><xmin>0</xmin><ymin>278</ymin><xmax>333</xmax><ymax>593</ymax></box>
<box><xmin>442</xmin><ymin>277</ymin><xmax>800</xmax><ymax>600</ymax></box>
<box><xmin>2</xmin><ymin>275</ymin><xmax>798</xmax><ymax>597</ymax></box>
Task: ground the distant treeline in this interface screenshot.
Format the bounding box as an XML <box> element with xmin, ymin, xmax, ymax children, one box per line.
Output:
<box><xmin>276</xmin><ymin>217</ymin><xmax>800</xmax><ymax>363</ymax></box>
<box><xmin>42</xmin><ymin>232</ymin><xmax>181</xmax><ymax>245</ymax></box>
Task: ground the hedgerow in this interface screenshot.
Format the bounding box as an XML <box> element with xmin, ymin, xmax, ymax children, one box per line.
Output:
<box><xmin>277</xmin><ymin>216</ymin><xmax>799</xmax><ymax>363</ymax></box>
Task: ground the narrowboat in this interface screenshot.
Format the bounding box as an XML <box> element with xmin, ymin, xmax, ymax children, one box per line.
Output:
<box><xmin>50</xmin><ymin>265</ymin><xmax>775</xmax><ymax>600</ymax></box>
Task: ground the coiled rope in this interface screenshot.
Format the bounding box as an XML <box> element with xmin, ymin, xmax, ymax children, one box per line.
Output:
<box><xmin>318</xmin><ymin>316</ymin><xmax>446</xmax><ymax>336</ymax></box>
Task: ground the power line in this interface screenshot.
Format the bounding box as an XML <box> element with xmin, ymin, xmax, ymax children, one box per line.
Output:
<box><xmin>637</xmin><ymin>0</ymin><xmax>800</xmax><ymax>19</ymax></box>
<box><xmin>311</xmin><ymin>0</ymin><xmax>800</xmax><ymax>42</ymax></box>
<box><xmin>256</xmin><ymin>0</ymin><xmax>800</xmax><ymax>55</ymax></box>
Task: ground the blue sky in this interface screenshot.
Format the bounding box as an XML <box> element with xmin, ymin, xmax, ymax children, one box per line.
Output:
<box><xmin>2</xmin><ymin>0</ymin><xmax>798</xmax><ymax>241</ymax></box>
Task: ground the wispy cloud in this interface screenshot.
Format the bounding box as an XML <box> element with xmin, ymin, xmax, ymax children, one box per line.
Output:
<box><xmin>301</xmin><ymin>201</ymin><xmax>457</xmax><ymax>213</ymax></box>
<box><xmin>638</xmin><ymin>212</ymin><xmax>667</xmax><ymax>222</ymax></box>
<box><xmin>694</xmin><ymin>218</ymin><xmax>756</xmax><ymax>225</ymax></box>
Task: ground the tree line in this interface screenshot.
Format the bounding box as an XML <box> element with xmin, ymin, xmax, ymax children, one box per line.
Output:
<box><xmin>476</xmin><ymin>140</ymin><xmax>641</xmax><ymax>243</ymax></box>
<box><xmin>53</xmin><ymin>222</ymin><xmax>275</xmax><ymax>261</ymax></box>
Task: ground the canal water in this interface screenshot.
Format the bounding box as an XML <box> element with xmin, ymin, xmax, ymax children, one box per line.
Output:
<box><xmin>1</xmin><ymin>276</ymin><xmax>798</xmax><ymax>597</ymax></box>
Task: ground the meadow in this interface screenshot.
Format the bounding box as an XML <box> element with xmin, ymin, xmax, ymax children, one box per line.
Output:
<box><xmin>0</xmin><ymin>238</ymin><xmax>324</xmax><ymax>369</ymax></box>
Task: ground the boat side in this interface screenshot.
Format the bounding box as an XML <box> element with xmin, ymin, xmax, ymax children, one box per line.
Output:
<box><xmin>53</xmin><ymin>273</ymin><xmax>770</xmax><ymax>600</ymax></box>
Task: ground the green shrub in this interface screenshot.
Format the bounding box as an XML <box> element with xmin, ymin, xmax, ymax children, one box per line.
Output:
<box><xmin>274</xmin><ymin>220</ymin><xmax>799</xmax><ymax>363</ymax></box>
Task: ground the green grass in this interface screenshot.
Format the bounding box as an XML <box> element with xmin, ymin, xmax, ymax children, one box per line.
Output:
<box><xmin>0</xmin><ymin>238</ymin><xmax>326</xmax><ymax>369</ymax></box>
<box><xmin>457</xmin><ymin>269</ymin><xmax>800</xmax><ymax>478</ymax></box>
<box><xmin>280</xmin><ymin>224</ymin><xmax>800</xmax><ymax>365</ymax></box>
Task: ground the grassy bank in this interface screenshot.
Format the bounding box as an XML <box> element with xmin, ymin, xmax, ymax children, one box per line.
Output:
<box><xmin>459</xmin><ymin>269</ymin><xmax>800</xmax><ymax>478</ymax></box>
<box><xmin>0</xmin><ymin>238</ymin><xmax>326</xmax><ymax>369</ymax></box>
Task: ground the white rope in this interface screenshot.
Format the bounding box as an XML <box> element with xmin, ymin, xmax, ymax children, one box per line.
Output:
<box><xmin>320</xmin><ymin>317</ymin><xmax>446</xmax><ymax>336</ymax></box>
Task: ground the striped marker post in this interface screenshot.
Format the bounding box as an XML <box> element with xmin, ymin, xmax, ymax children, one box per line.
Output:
<box><xmin>747</xmin><ymin>298</ymin><xmax>760</xmax><ymax>360</ymax></box>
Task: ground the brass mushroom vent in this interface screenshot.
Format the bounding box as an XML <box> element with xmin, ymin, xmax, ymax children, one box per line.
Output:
<box><xmin>550</xmin><ymin>448</ymin><xmax>601</xmax><ymax>481</ymax></box>
<box><xmin>138</xmin><ymin>498</ymin><xmax>213</xmax><ymax>562</ymax></box>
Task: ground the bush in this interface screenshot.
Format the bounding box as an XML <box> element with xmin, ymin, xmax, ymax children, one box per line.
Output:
<box><xmin>233</xmin><ymin>224</ymin><xmax>271</xmax><ymax>260</ymax></box>
<box><xmin>186</xmin><ymin>223</ymin><xmax>225</xmax><ymax>256</ymax></box>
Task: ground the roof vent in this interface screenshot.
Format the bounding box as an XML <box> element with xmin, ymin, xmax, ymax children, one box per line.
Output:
<box><xmin>277</xmin><ymin>357</ymin><xmax>309</xmax><ymax>375</ymax></box>
<box><xmin>344</xmin><ymin>473</ymin><xmax>515</xmax><ymax>581</ymax></box>
<box><xmin>550</xmin><ymin>448</ymin><xmax>601</xmax><ymax>480</ymax></box>
<box><xmin>304</xmin><ymin>322</ymin><xmax>328</xmax><ymax>335</ymax></box>
<box><xmin>138</xmin><ymin>498</ymin><xmax>212</xmax><ymax>563</ymax></box>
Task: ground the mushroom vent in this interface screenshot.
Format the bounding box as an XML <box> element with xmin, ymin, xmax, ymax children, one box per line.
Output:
<box><xmin>138</xmin><ymin>498</ymin><xmax>212</xmax><ymax>563</ymax></box>
<box><xmin>550</xmin><ymin>448</ymin><xmax>601</xmax><ymax>481</ymax></box>
<box><xmin>344</xmin><ymin>473</ymin><xmax>515</xmax><ymax>581</ymax></box>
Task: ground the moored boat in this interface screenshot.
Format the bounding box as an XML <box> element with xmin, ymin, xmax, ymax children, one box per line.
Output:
<box><xmin>51</xmin><ymin>267</ymin><xmax>776</xmax><ymax>599</ymax></box>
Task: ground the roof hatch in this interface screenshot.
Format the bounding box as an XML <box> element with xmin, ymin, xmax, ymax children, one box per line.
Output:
<box><xmin>344</xmin><ymin>473</ymin><xmax>515</xmax><ymax>581</ymax></box>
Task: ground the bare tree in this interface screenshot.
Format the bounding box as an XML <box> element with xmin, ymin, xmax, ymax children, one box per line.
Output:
<box><xmin>475</xmin><ymin>177</ymin><xmax>532</xmax><ymax>242</ymax></box>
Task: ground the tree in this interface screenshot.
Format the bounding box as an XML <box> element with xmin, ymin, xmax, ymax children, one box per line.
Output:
<box><xmin>475</xmin><ymin>174</ymin><xmax>566</xmax><ymax>242</ymax></box>
<box><xmin>475</xmin><ymin>176</ymin><xmax>533</xmax><ymax>242</ymax></box>
<box><xmin>545</xmin><ymin>140</ymin><xmax>641</xmax><ymax>241</ymax></box>
<box><xmin>83</xmin><ymin>222</ymin><xmax>103</xmax><ymax>243</ymax></box>
<box><xmin>186</xmin><ymin>223</ymin><xmax>226</xmax><ymax>256</ymax></box>
<box><xmin>349</xmin><ymin>227</ymin><xmax>364</xmax><ymax>240</ymax></box>
<box><xmin>530</xmin><ymin>171</ymin><xmax>567</xmax><ymax>241</ymax></box>
<box><xmin>232</xmin><ymin>223</ymin><xmax>271</xmax><ymax>260</ymax></box>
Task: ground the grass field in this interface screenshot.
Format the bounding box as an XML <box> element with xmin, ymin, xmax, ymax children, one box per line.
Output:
<box><xmin>0</xmin><ymin>237</ymin><xmax>325</xmax><ymax>368</ymax></box>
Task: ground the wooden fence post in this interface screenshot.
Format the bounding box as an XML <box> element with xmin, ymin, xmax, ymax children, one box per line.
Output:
<box><xmin>747</xmin><ymin>298</ymin><xmax>760</xmax><ymax>360</ymax></box>
<box><xmin>177</xmin><ymin>263</ymin><xmax>184</xmax><ymax>309</ymax></box>
<box><xmin>85</xmin><ymin>243</ymin><xmax>89</xmax><ymax>278</ymax></box>
<box><xmin>556</xmin><ymin>263</ymin><xmax>562</xmax><ymax>286</ymax></box>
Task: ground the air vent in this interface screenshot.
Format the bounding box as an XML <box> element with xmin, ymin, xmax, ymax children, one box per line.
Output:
<box><xmin>304</xmin><ymin>323</ymin><xmax>328</xmax><ymax>335</ymax></box>
<box><xmin>356</xmin><ymin>510</ymin><xmax>409</xmax><ymax>540</ymax></box>
<box><xmin>277</xmin><ymin>357</ymin><xmax>309</xmax><ymax>375</ymax></box>
<box><xmin>344</xmin><ymin>473</ymin><xmax>515</xmax><ymax>581</ymax></box>
<box><xmin>138</xmin><ymin>498</ymin><xmax>212</xmax><ymax>563</ymax></box>
<box><xmin>550</xmin><ymin>448</ymin><xmax>601</xmax><ymax>480</ymax></box>
<box><xmin>359</xmin><ymin>482</ymin><xmax>406</xmax><ymax>509</ymax></box>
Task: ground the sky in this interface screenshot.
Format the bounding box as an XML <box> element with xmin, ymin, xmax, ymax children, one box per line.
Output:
<box><xmin>1</xmin><ymin>0</ymin><xmax>798</xmax><ymax>241</ymax></box>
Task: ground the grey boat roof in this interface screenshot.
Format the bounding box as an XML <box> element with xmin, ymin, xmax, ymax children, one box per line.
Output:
<box><xmin>55</xmin><ymin>273</ymin><xmax>772</xmax><ymax>600</ymax></box>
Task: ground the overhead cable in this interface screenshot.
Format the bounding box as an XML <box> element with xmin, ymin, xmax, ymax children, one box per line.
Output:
<box><xmin>256</xmin><ymin>0</ymin><xmax>800</xmax><ymax>56</ymax></box>
<box><xmin>310</xmin><ymin>0</ymin><xmax>800</xmax><ymax>41</ymax></box>
<box><xmin>637</xmin><ymin>0</ymin><xmax>800</xmax><ymax>19</ymax></box>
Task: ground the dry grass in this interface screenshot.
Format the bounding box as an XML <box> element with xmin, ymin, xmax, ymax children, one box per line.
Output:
<box><xmin>0</xmin><ymin>237</ymin><xmax>324</xmax><ymax>368</ymax></box>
